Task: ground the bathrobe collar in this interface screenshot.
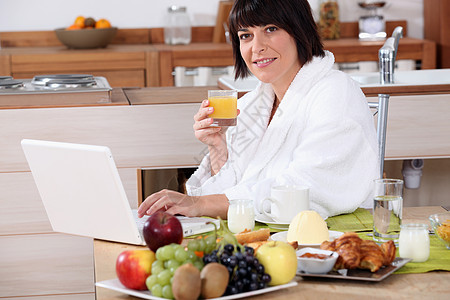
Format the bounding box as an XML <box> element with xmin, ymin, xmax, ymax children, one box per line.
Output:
<box><xmin>242</xmin><ymin>51</ymin><xmax>336</xmax><ymax>180</ymax></box>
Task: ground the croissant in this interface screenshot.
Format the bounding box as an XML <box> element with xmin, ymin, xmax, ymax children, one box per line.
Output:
<box><xmin>359</xmin><ymin>240</ymin><xmax>385</xmax><ymax>272</ymax></box>
<box><xmin>320</xmin><ymin>232</ymin><xmax>396</xmax><ymax>272</ymax></box>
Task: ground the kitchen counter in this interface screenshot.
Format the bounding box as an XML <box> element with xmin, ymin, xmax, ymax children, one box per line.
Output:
<box><xmin>94</xmin><ymin>206</ymin><xmax>449</xmax><ymax>300</ymax></box>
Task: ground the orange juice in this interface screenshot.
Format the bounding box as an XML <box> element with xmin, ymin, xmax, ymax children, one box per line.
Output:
<box><xmin>208</xmin><ymin>90</ymin><xmax>237</xmax><ymax>126</ymax></box>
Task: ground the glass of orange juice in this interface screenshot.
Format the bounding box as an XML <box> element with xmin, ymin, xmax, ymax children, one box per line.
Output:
<box><xmin>208</xmin><ymin>90</ymin><xmax>237</xmax><ymax>126</ymax></box>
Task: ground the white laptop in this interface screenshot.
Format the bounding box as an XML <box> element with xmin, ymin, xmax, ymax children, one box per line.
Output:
<box><xmin>21</xmin><ymin>139</ymin><xmax>219</xmax><ymax>245</ymax></box>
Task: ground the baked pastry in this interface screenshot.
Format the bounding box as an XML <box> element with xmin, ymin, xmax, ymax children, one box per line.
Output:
<box><xmin>359</xmin><ymin>239</ymin><xmax>385</xmax><ymax>272</ymax></box>
<box><xmin>320</xmin><ymin>232</ymin><xmax>396</xmax><ymax>272</ymax></box>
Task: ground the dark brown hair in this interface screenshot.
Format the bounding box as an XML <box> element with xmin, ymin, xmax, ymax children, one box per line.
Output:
<box><xmin>229</xmin><ymin>0</ymin><xmax>325</xmax><ymax>79</ymax></box>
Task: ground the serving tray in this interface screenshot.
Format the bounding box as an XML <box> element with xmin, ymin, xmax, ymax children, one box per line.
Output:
<box><xmin>96</xmin><ymin>278</ymin><xmax>298</xmax><ymax>300</ymax></box>
<box><xmin>298</xmin><ymin>257</ymin><xmax>411</xmax><ymax>282</ymax></box>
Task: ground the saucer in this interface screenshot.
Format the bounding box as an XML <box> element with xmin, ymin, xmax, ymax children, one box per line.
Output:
<box><xmin>269</xmin><ymin>230</ymin><xmax>344</xmax><ymax>248</ymax></box>
<box><xmin>255</xmin><ymin>214</ymin><xmax>290</xmax><ymax>230</ymax></box>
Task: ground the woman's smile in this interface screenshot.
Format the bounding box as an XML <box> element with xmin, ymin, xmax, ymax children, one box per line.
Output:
<box><xmin>254</xmin><ymin>57</ymin><xmax>277</xmax><ymax>67</ymax></box>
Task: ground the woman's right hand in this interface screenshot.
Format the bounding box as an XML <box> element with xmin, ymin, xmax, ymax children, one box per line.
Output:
<box><xmin>193</xmin><ymin>100</ymin><xmax>226</xmax><ymax>147</ymax></box>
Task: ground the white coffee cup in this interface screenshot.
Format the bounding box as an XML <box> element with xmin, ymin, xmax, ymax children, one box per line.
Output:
<box><xmin>262</xmin><ymin>185</ymin><xmax>309</xmax><ymax>223</ymax></box>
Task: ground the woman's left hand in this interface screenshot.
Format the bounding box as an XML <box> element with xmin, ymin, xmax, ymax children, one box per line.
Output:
<box><xmin>137</xmin><ymin>189</ymin><xmax>202</xmax><ymax>218</ymax></box>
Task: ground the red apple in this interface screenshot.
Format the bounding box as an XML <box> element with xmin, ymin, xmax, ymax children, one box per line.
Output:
<box><xmin>143</xmin><ymin>211</ymin><xmax>183</xmax><ymax>252</ymax></box>
<box><xmin>116</xmin><ymin>249</ymin><xmax>155</xmax><ymax>290</ymax></box>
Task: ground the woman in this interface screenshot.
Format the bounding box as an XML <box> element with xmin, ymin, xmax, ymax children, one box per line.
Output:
<box><xmin>138</xmin><ymin>0</ymin><xmax>378</xmax><ymax>220</ymax></box>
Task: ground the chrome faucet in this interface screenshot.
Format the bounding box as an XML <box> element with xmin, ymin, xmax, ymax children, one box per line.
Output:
<box><xmin>379</xmin><ymin>26</ymin><xmax>403</xmax><ymax>84</ymax></box>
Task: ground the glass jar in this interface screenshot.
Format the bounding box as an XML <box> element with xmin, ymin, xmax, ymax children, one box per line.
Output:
<box><xmin>399</xmin><ymin>223</ymin><xmax>430</xmax><ymax>262</ymax></box>
<box><xmin>227</xmin><ymin>199</ymin><xmax>255</xmax><ymax>234</ymax></box>
<box><xmin>164</xmin><ymin>6</ymin><xmax>192</xmax><ymax>45</ymax></box>
<box><xmin>318</xmin><ymin>0</ymin><xmax>340</xmax><ymax>40</ymax></box>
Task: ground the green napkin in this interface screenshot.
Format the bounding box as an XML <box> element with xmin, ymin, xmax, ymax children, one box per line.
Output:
<box><xmin>326</xmin><ymin>208</ymin><xmax>374</xmax><ymax>232</ymax></box>
<box><xmin>394</xmin><ymin>235</ymin><xmax>450</xmax><ymax>274</ymax></box>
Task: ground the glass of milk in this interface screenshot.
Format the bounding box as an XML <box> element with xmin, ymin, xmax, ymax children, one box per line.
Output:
<box><xmin>227</xmin><ymin>199</ymin><xmax>255</xmax><ymax>234</ymax></box>
<box><xmin>399</xmin><ymin>223</ymin><xmax>430</xmax><ymax>262</ymax></box>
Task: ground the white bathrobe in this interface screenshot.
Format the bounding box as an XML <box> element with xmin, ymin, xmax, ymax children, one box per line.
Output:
<box><xmin>186</xmin><ymin>51</ymin><xmax>378</xmax><ymax>219</ymax></box>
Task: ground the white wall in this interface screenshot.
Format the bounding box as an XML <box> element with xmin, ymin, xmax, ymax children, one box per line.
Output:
<box><xmin>0</xmin><ymin>0</ymin><xmax>423</xmax><ymax>38</ymax></box>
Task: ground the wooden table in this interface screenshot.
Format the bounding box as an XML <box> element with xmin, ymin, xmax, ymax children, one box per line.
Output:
<box><xmin>94</xmin><ymin>206</ymin><xmax>449</xmax><ymax>299</ymax></box>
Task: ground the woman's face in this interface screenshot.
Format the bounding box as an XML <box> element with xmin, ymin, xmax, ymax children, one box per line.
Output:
<box><xmin>238</xmin><ymin>25</ymin><xmax>302</xmax><ymax>91</ymax></box>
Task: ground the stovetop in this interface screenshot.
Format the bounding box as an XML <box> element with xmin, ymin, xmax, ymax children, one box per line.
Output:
<box><xmin>0</xmin><ymin>74</ymin><xmax>112</xmax><ymax>94</ymax></box>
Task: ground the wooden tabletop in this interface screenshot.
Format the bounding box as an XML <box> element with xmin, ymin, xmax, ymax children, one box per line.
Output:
<box><xmin>94</xmin><ymin>206</ymin><xmax>449</xmax><ymax>300</ymax></box>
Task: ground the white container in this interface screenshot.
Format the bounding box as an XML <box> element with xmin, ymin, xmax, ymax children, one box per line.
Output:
<box><xmin>399</xmin><ymin>223</ymin><xmax>430</xmax><ymax>262</ymax></box>
<box><xmin>296</xmin><ymin>247</ymin><xmax>338</xmax><ymax>274</ymax></box>
<box><xmin>164</xmin><ymin>6</ymin><xmax>191</xmax><ymax>45</ymax></box>
<box><xmin>227</xmin><ymin>199</ymin><xmax>255</xmax><ymax>234</ymax></box>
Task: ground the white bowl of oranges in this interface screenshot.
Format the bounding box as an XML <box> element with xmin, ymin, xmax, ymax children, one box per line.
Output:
<box><xmin>55</xmin><ymin>16</ymin><xmax>117</xmax><ymax>49</ymax></box>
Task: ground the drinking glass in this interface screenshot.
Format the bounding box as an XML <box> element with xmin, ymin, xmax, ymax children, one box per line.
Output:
<box><xmin>227</xmin><ymin>199</ymin><xmax>254</xmax><ymax>233</ymax></box>
<box><xmin>373</xmin><ymin>178</ymin><xmax>403</xmax><ymax>245</ymax></box>
<box><xmin>208</xmin><ymin>90</ymin><xmax>237</xmax><ymax>126</ymax></box>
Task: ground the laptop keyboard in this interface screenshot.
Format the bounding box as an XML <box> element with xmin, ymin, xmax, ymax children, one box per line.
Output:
<box><xmin>131</xmin><ymin>209</ymin><xmax>149</xmax><ymax>234</ymax></box>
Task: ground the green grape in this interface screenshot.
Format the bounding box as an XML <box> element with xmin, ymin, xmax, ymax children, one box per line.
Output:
<box><xmin>157</xmin><ymin>269</ymin><xmax>172</xmax><ymax>286</ymax></box>
<box><xmin>193</xmin><ymin>260</ymin><xmax>204</xmax><ymax>271</ymax></box>
<box><xmin>151</xmin><ymin>284</ymin><xmax>163</xmax><ymax>297</ymax></box>
<box><xmin>164</xmin><ymin>260</ymin><xmax>170</xmax><ymax>269</ymax></box>
<box><xmin>174</xmin><ymin>248</ymin><xmax>188</xmax><ymax>262</ymax></box>
<box><xmin>187</xmin><ymin>239</ymin><xmax>199</xmax><ymax>252</ymax></box>
<box><xmin>197</xmin><ymin>239</ymin><xmax>206</xmax><ymax>252</ymax></box>
<box><xmin>170</xmin><ymin>276</ymin><xmax>174</xmax><ymax>285</ymax></box>
<box><xmin>162</xmin><ymin>284</ymin><xmax>174</xmax><ymax>299</ymax></box>
<box><xmin>166</xmin><ymin>259</ymin><xmax>181</xmax><ymax>270</ymax></box>
<box><xmin>171</xmin><ymin>243</ymin><xmax>184</xmax><ymax>252</ymax></box>
<box><xmin>169</xmin><ymin>266</ymin><xmax>178</xmax><ymax>275</ymax></box>
<box><xmin>145</xmin><ymin>274</ymin><xmax>158</xmax><ymax>290</ymax></box>
<box><xmin>186</xmin><ymin>250</ymin><xmax>197</xmax><ymax>260</ymax></box>
<box><xmin>160</xmin><ymin>245</ymin><xmax>175</xmax><ymax>261</ymax></box>
<box><xmin>204</xmin><ymin>235</ymin><xmax>216</xmax><ymax>253</ymax></box>
<box><xmin>151</xmin><ymin>260</ymin><xmax>165</xmax><ymax>275</ymax></box>
<box><xmin>182</xmin><ymin>259</ymin><xmax>194</xmax><ymax>266</ymax></box>
<box><xmin>155</xmin><ymin>247</ymin><xmax>165</xmax><ymax>261</ymax></box>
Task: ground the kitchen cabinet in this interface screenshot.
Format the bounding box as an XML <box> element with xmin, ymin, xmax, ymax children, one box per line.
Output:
<box><xmin>424</xmin><ymin>0</ymin><xmax>450</xmax><ymax>68</ymax></box>
<box><xmin>0</xmin><ymin>22</ymin><xmax>436</xmax><ymax>87</ymax></box>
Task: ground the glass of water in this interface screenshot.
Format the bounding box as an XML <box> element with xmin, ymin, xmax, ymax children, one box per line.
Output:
<box><xmin>373</xmin><ymin>178</ymin><xmax>403</xmax><ymax>245</ymax></box>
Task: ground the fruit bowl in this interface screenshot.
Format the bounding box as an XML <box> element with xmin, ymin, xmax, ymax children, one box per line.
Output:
<box><xmin>296</xmin><ymin>247</ymin><xmax>338</xmax><ymax>274</ymax></box>
<box><xmin>55</xmin><ymin>27</ymin><xmax>118</xmax><ymax>49</ymax></box>
<box><xmin>429</xmin><ymin>212</ymin><xmax>450</xmax><ymax>249</ymax></box>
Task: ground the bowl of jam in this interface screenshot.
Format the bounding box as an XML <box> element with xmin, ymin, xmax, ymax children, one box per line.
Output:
<box><xmin>296</xmin><ymin>247</ymin><xmax>338</xmax><ymax>274</ymax></box>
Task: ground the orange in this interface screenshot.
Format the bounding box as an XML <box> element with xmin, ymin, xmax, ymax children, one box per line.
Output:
<box><xmin>67</xmin><ymin>24</ymin><xmax>82</xmax><ymax>30</ymax></box>
<box><xmin>95</xmin><ymin>19</ymin><xmax>112</xmax><ymax>29</ymax></box>
<box><xmin>74</xmin><ymin>16</ymin><xmax>85</xmax><ymax>28</ymax></box>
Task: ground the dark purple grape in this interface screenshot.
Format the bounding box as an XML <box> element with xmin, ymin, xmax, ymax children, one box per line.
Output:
<box><xmin>242</xmin><ymin>278</ymin><xmax>250</xmax><ymax>287</ymax></box>
<box><xmin>220</xmin><ymin>253</ymin><xmax>230</xmax><ymax>264</ymax></box>
<box><xmin>210</xmin><ymin>249</ymin><xmax>218</xmax><ymax>256</ymax></box>
<box><xmin>203</xmin><ymin>255</ymin><xmax>211</xmax><ymax>264</ymax></box>
<box><xmin>238</xmin><ymin>260</ymin><xmax>247</xmax><ymax>269</ymax></box>
<box><xmin>258</xmin><ymin>282</ymin><xmax>266</xmax><ymax>290</ymax></box>
<box><xmin>235</xmin><ymin>280</ymin><xmax>244</xmax><ymax>292</ymax></box>
<box><xmin>224</xmin><ymin>244</ymin><xmax>234</xmax><ymax>253</ymax></box>
<box><xmin>245</xmin><ymin>255</ymin><xmax>254</xmax><ymax>264</ymax></box>
<box><xmin>228</xmin><ymin>256</ymin><xmax>237</xmax><ymax>268</ymax></box>
<box><xmin>246</xmin><ymin>266</ymin><xmax>253</xmax><ymax>274</ymax></box>
<box><xmin>226</xmin><ymin>285</ymin><xmax>239</xmax><ymax>295</ymax></box>
<box><xmin>235</xmin><ymin>252</ymin><xmax>244</xmax><ymax>261</ymax></box>
<box><xmin>237</xmin><ymin>267</ymin><xmax>247</xmax><ymax>278</ymax></box>
<box><xmin>249</xmin><ymin>282</ymin><xmax>258</xmax><ymax>291</ymax></box>
<box><xmin>227</xmin><ymin>266</ymin><xmax>234</xmax><ymax>274</ymax></box>
<box><xmin>244</xmin><ymin>246</ymin><xmax>254</xmax><ymax>255</ymax></box>
<box><xmin>250</xmin><ymin>272</ymin><xmax>258</xmax><ymax>282</ymax></box>
<box><xmin>210</xmin><ymin>255</ymin><xmax>219</xmax><ymax>263</ymax></box>
<box><xmin>261</xmin><ymin>273</ymin><xmax>271</xmax><ymax>283</ymax></box>
<box><xmin>252</xmin><ymin>257</ymin><xmax>260</xmax><ymax>267</ymax></box>
<box><xmin>256</xmin><ymin>263</ymin><xmax>265</xmax><ymax>274</ymax></box>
